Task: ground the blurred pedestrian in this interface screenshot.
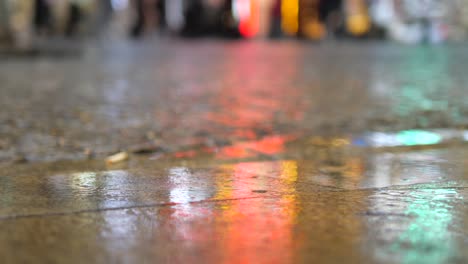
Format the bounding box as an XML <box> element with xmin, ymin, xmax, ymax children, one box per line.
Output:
<box><xmin>318</xmin><ymin>0</ymin><xmax>343</xmax><ymax>37</ymax></box>
<box><xmin>95</xmin><ymin>0</ymin><xmax>113</xmax><ymax>34</ymax></box>
<box><xmin>34</xmin><ymin>0</ymin><xmax>53</xmax><ymax>35</ymax></box>
<box><xmin>391</xmin><ymin>0</ymin><xmax>448</xmax><ymax>43</ymax></box>
<box><xmin>181</xmin><ymin>0</ymin><xmax>204</xmax><ymax>36</ymax></box>
<box><xmin>0</xmin><ymin>0</ymin><xmax>11</xmax><ymax>42</ymax></box>
<box><xmin>165</xmin><ymin>0</ymin><xmax>185</xmax><ymax>34</ymax></box>
<box><xmin>65</xmin><ymin>0</ymin><xmax>84</xmax><ymax>37</ymax></box>
<box><xmin>269</xmin><ymin>0</ymin><xmax>282</xmax><ymax>38</ymax></box>
<box><xmin>8</xmin><ymin>0</ymin><xmax>34</xmax><ymax>49</ymax></box>
<box><xmin>130</xmin><ymin>0</ymin><xmax>160</xmax><ymax>38</ymax></box>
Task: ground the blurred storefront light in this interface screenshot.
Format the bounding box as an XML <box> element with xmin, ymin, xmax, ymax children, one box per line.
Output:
<box><xmin>281</xmin><ymin>0</ymin><xmax>299</xmax><ymax>35</ymax></box>
<box><xmin>233</xmin><ymin>0</ymin><xmax>260</xmax><ymax>37</ymax></box>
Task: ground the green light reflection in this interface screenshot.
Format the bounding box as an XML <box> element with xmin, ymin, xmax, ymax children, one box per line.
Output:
<box><xmin>396</xmin><ymin>130</ymin><xmax>442</xmax><ymax>146</ymax></box>
<box><xmin>392</xmin><ymin>189</ymin><xmax>462</xmax><ymax>264</ymax></box>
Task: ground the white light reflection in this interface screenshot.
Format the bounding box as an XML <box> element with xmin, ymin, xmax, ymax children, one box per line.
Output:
<box><xmin>169</xmin><ymin>167</ymin><xmax>192</xmax><ymax>204</ymax></box>
<box><xmin>48</xmin><ymin>172</ymin><xmax>98</xmax><ymax>193</ymax></box>
<box><xmin>169</xmin><ymin>167</ymin><xmax>212</xmax><ymax>204</ymax></box>
<box><xmin>168</xmin><ymin>167</ymin><xmax>214</xmax><ymax>242</ymax></box>
<box><xmin>71</xmin><ymin>172</ymin><xmax>97</xmax><ymax>188</ymax></box>
<box><xmin>368</xmin><ymin>150</ymin><xmax>446</xmax><ymax>188</ymax></box>
<box><xmin>463</xmin><ymin>131</ymin><xmax>468</xmax><ymax>142</ymax></box>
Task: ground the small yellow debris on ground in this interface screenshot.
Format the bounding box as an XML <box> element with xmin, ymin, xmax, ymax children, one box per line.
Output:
<box><xmin>106</xmin><ymin>151</ymin><xmax>129</xmax><ymax>165</ymax></box>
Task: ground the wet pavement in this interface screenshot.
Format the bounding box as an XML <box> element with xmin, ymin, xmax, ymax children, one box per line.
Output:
<box><xmin>1</xmin><ymin>40</ymin><xmax>468</xmax><ymax>162</ymax></box>
<box><xmin>1</xmin><ymin>144</ymin><xmax>467</xmax><ymax>263</ymax></box>
<box><xmin>1</xmin><ymin>40</ymin><xmax>468</xmax><ymax>263</ymax></box>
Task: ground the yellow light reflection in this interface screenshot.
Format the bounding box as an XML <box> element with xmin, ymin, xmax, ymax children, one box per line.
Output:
<box><xmin>213</xmin><ymin>164</ymin><xmax>235</xmax><ymax>202</ymax></box>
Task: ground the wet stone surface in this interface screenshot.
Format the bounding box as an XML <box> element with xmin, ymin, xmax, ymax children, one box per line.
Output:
<box><xmin>1</xmin><ymin>40</ymin><xmax>468</xmax><ymax>263</ymax></box>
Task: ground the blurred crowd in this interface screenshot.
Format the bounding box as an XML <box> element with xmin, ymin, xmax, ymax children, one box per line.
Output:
<box><xmin>2</xmin><ymin>0</ymin><xmax>468</xmax><ymax>49</ymax></box>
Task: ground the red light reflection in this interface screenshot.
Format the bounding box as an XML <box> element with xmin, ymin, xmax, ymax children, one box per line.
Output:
<box><xmin>215</xmin><ymin>161</ymin><xmax>299</xmax><ymax>263</ymax></box>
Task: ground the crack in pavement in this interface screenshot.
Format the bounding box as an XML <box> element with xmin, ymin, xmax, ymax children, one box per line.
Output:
<box><xmin>0</xmin><ymin>195</ymin><xmax>281</xmax><ymax>222</ymax></box>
